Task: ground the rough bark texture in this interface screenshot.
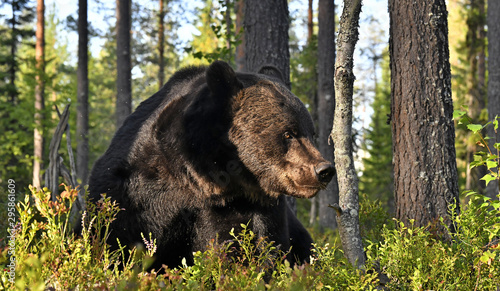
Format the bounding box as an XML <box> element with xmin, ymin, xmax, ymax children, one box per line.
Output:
<box><xmin>486</xmin><ymin>0</ymin><xmax>500</xmax><ymax>198</ymax></box>
<box><xmin>33</xmin><ymin>0</ymin><xmax>45</xmax><ymax>189</ymax></box>
<box><xmin>317</xmin><ymin>0</ymin><xmax>338</xmax><ymax>230</ymax></box>
<box><xmin>77</xmin><ymin>0</ymin><xmax>89</xmax><ymax>184</ymax></box>
<box><xmin>389</xmin><ymin>0</ymin><xmax>460</xmax><ymax>233</ymax></box>
<box><xmin>330</xmin><ymin>0</ymin><xmax>365</xmax><ymax>269</ymax></box>
<box><xmin>243</xmin><ymin>0</ymin><xmax>290</xmax><ymax>88</ymax></box>
<box><xmin>116</xmin><ymin>0</ymin><xmax>132</xmax><ymax>129</ymax></box>
<box><xmin>244</xmin><ymin>0</ymin><xmax>295</xmax><ymax>212</ymax></box>
<box><xmin>158</xmin><ymin>0</ymin><xmax>165</xmax><ymax>88</ymax></box>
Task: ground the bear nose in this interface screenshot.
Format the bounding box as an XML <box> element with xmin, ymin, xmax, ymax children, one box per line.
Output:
<box><xmin>315</xmin><ymin>162</ymin><xmax>335</xmax><ymax>184</ymax></box>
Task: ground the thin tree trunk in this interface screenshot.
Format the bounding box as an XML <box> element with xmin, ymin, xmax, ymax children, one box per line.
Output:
<box><xmin>389</xmin><ymin>0</ymin><xmax>460</xmax><ymax>235</ymax></box>
<box><xmin>235</xmin><ymin>0</ymin><xmax>245</xmax><ymax>71</ymax></box>
<box><xmin>486</xmin><ymin>0</ymin><xmax>500</xmax><ymax>198</ymax></box>
<box><xmin>465</xmin><ymin>0</ymin><xmax>487</xmax><ymax>193</ymax></box>
<box><xmin>116</xmin><ymin>0</ymin><xmax>132</xmax><ymax>129</ymax></box>
<box><xmin>307</xmin><ymin>0</ymin><xmax>313</xmax><ymax>41</ymax></box>
<box><xmin>330</xmin><ymin>0</ymin><xmax>365</xmax><ymax>269</ymax></box>
<box><xmin>158</xmin><ymin>0</ymin><xmax>165</xmax><ymax>88</ymax></box>
<box><xmin>77</xmin><ymin>0</ymin><xmax>89</xmax><ymax>184</ymax></box>
<box><xmin>317</xmin><ymin>0</ymin><xmax>338</xmax><ymax>230</ymax></box>
<box><xmin>9</xmin><ymin>3</ymin><xmax>17</xmax><ymax>104</ymax></box>
<box><xmin>33</xmin><ymin>0</ymin><xmax>45</xmax><ymax>189</ymax></box>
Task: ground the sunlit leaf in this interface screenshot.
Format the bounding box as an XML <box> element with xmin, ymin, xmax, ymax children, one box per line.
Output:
<box><xmin>467</xmin><ymin>124</ymin><xmax>483</xmax><ymax>134</ymax></box>
<box><xmin>480</xmin><ymin>174</ymin><xmax>497</xmax><ymax>186</ymax></box>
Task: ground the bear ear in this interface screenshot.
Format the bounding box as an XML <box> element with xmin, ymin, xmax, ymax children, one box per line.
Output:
<box><xmin>206</xmin><ymin>60</ymin><xmax>242</xmax><ymax>97</ymax></box>
<box><xmin>258</xmin><ymin>65</ymin><xmax>285</xmax><ymax>82</ymax></box>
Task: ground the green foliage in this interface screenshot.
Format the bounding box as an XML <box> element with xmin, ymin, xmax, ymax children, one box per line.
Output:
<box><xmin>289</xmin><ymin>35</ymin><xmax>317</xmax><ymax>111</ymax></box>
<box><xmin>2</xmin><ymin>183</ymin><xmax>500</xmax><ymax>289</ymax></box>
<box><xmin>365</xmin><ymin>191</ymin><xmax>500</xmax><ymax>290</ymax></box>
<box><xmin>184</xmin><ymin>0</ymin><xmax>241</xmax><ymax>66</ymax></box>
<box><xmin>454</xmin><ymin>108</ymin><xmax>500</xmax><ymax>189</ymax></box>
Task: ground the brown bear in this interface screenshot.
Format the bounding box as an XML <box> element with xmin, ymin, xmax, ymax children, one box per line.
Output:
<box><xmin>88</xmin><ymin>60</ymin><xmax>335</xmax><ymax>270</ymax></box>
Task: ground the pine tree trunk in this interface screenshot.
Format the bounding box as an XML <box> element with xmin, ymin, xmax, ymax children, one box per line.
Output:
<box><xmin>9</xmin><ymin>4</ymin><xmax>17</xmax><ymax>104</ymax></box>
<box><xmin>33</xmin><ymin>0</ymin><xmax>45</xmax><ymax>189</ymax></box>
<box><xmin>317</xmin><ymin>0</ymin><xmax>338</xmax><ymax>230</ymax></box>
<box><xmin>116</xmin><ymin>0</ymin><xmax>132</xmax><ymax>129</ymax></box>
<box><xmin>486</xmin><ymin>0</ymin><xmax>500</xmax><ymax>198</ymax></box>
<box><xmin>330</xmin><ymin>0</ymin><xmax>365</xmax><ymax>269</ymax></box>
<box><xmin>389</xmin><ymin>0</ymin><xmax>460</xmax><ymax>234</ymax></box>
<box><xmin>235</xmin><ymin>0</ymin><xmax>245</xmax><ymax>71</ymax></box>
<box><xmin>158</xmin><ymin>0</ymin><xmax>165</xmax><ymax>88</ymax></box>
<box><xmin>243</xmin><ymin>0</ymin><xmax>290</xmax><ymax>87</ymax></box>
<box><xmin>77</xmin><ymin>0</ymin><xmax>89</xmax><ymax>184</ymax></box>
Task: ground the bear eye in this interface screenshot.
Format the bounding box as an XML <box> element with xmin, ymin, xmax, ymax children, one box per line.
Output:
<box><xmin>283</xmin><ymin>131</ymin><xmax>293</xmax><ymax>140</ymax></box>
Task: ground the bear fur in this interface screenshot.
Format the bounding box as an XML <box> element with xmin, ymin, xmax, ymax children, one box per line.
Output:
<box><xmin>88</xmin><ymin>61</ymin><xmax>335</xmax><ymax>270</ymax></box>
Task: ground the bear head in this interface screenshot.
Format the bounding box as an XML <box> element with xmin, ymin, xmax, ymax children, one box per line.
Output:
<box><xmin>160</xmin><ymin>61</ymin><xmax>335</xmax><ymax>201</ymax></box>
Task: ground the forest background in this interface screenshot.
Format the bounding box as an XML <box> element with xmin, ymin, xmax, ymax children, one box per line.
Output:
<box><xmin>0</xmin><ymin>0</ymin><xmax>493</xmax><ymax>222</ymax></box>
<box><xmin>1</xmin><ymin>0</ymin><xmax>500</xmax><ymax>289</ymax></box>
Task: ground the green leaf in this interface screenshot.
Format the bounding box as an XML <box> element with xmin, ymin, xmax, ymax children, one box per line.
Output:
<box><xmin>480</xmin><ymin>174</ymin><xmax>497</xmax><ymax>186</ymax></box>
<box><xmin>486</xmin><ymin>160</ymin><xmax>498</xmax><ymax>169</ymax></box>
<box><xmin>467</xmin><ymin>124</ymin><xmax>483</xmax><ymax>134</ymax></box>
<box><xmin>453</xmin><ymin>110</ymin><xmax>466</xmax><ymax>120</ymax></box>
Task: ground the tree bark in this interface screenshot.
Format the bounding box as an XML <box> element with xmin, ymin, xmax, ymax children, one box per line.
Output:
<box><xmin>330</xmin><ymin>0</ymin><xmax>365</xmax><ymax>269</ymax></box>
<box><xmin>116</xmin><ymin>0</ymin><xmax>132</xmax><ymax>129</ymax></box>
<box><xmin>158</xmin><ymin>0</ymin><xmax>165</xmax><ymax>88</ymax></box>
<box><xmin>486</xmin><ymin>0</ymin><xmax>500</xmax><ymax>198</ymax></box>
<box><xmin>235</xmin><ymin>0</ymin><xmax>245</xmax><ymax>71</ymax></box>
<box><xmin>33</xmin><ymin>0</ymin><xmax>45</xmax><ymax>189</ymax></box>
<box><xmin>317</xmin><ymin>0</ymin><xmax>338</xmax><ymax>230</ymax></box>
<box><xmin>243</xmin><ymin>0</ymin><xmax>290</xmax><ymax>87</ymax></box>
<box><xmin>389</xmin><ymin>0</ymin><xmax>460</xmax><ymax>234</ymax></box>
<box><xmin>77</xmin><ymin>0</ymin><xmax>89</xmax><ymax>184</ymax></box>
<box><xmin>307</xmin><ymin>0</ymin><xmax>313</xmax><ymax>41</ymax></box>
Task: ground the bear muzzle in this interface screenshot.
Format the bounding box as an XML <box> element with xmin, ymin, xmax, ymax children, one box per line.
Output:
<box><xmin>314</xmin><ymin>162</ymin><xmax>335</xmax><ymax>185</ymax></box>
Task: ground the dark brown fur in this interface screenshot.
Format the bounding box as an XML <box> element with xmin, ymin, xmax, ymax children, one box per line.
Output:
<box><xmin>88</xmin><ymin>61</ymin><xmax>334</xmax><ymax>270</ymax></box>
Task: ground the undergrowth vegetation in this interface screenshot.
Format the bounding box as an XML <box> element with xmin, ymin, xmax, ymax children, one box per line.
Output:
<box><xmin>1</xmin><ymin>185</ymin><xmax>498</xmax><ymax>290</ymax></box>
<box><xmin>1</xmin><ymin>112</ymin><xmax>499</xmax><ymax>290</ymax></box>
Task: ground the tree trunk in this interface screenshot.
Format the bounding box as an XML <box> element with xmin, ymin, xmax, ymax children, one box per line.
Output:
<box><xmin>116</xmin><ymin>0</ymin><xmax>132</xmax><ymax>129</ymax></box>
<box><xmin>9</xmin><ymin>3</ymin><xmax>17</xmax><ymax>104</ymax></box>
<box><xmin>317</xmin><ymin>0</ymin><xmax>338</xmax><ymax>230</ymax></box>
<box><xmin>244</xmin><ymin>0</ymin><xmax>295</xmax><ymax>212</ymax></box>
<box><xmin>33</xmin><ymin>0</ymin><xmax>45</xmax><ymax>189</ymax></box>
<box><xmin>330</xmin><ymin>0</ymin><xmax>365</xmax><ymax>269</ymax></box>
<box><xmin>158</xmin><ymin>0</ymin><xmax>165</xmax><ymax>88</ymax></box>
<box><xmin>235</xmin><ymin>0</ymin><xmax>245</xmax><ymax>71</ymax></box>
<box><xmin>77</xmin><ymin>0</ymin><xmax>89</xmax><ymax>184</ymax></box>
<box><xmin>307</xmin><ymin>0</ymin><xmax>313</xmax><ymax>41</ymax></box>
<box><xmin>465</xmin><ymin>0</ymin><xmax>487</xmax><ymax>194</ymax></box>
<box><xmin>389</xmin><ymin>0</ymin><xmax>460</xmax><ymax>234</ymax></box>
<box><xmin>486</xmin><ymin>0</ymin><xmax>500</xmax><ymax>198</ymax></box>
<box><xmin>243</xmin><ymin>0</ymin><xmax>290</xmax><ymax>87</ymax></box>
